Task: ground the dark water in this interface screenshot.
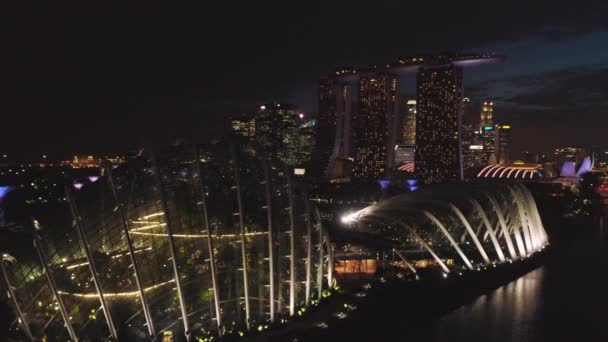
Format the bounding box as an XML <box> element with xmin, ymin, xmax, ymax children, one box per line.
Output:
<box><xmin>427</xmin><ymin>226</ymin><xmax>608</xmax><ymax>342</ymax></box>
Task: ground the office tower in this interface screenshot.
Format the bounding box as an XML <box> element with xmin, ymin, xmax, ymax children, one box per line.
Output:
<box><xmin>461</xmin><ymin>123</ymin><xmax>484</xmax><ymax>170</ymax></box>
<box><xmin>590</xmin><ymin>145</ymin><xmax>608</xmax><ymax>168</ymax></box>
<box><xmin>352</xmin><ymin>73</ymin><xmax>399</xmax><ymax>181</ymax></box>
<box><xmin>481</xmin><ymin>124</ymin><xmax>497</xmax><ymax>165</ymax></box>
<box><xmin>480</xmin><ymin>100</ymin><xmax>494</xmax><ymax>127</ymax></box>
<box><xmin>296</xmin><ymin>115</ymin><xmax>316</xmax><ymax>167</ymax></box>
<box><xmin>497</xmin><ymin>124</ymin><xmax>511</xmax><ymax>164</ymax></box>
<box><xmin>230</xmin><ymin>114</ymin><xmax>256</xmax><ymax>139</ymax></box>
<box><xmin>461</xmin><ymin>98</ymin><xmax>485</xmax><ymax>173</ymax></box>
<box><xmin>415</xmin><ymin>65</ymin><xmax>463</xmax><ymax>184</ymax></box>
<box><xmin>461</xmin><ymin>123</ymin><xmax>473</xmax><ymax>168</ymax></box>
<box><xmin>255</xmin><ymin>102</ymin><xmax>312</xmax><ymax>166</ymax></box>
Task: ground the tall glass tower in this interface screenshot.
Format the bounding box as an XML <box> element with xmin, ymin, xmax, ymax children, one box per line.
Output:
<box><xmin>352</xmin><ymin>73</ymin><xmax>399</xmax><ymax>181</ymax></box>
<box><xmin>415</xmin><ymin>65</ymin><xmax>463</xmax><ymax>184</ymax></box>
<box><xmin>480</xmin><ymin>99</ymin><xmax>494</xmax><ymax>127</ymax></box>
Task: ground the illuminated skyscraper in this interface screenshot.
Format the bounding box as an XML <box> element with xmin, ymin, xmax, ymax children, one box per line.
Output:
<box><xmin>415</xmin><ymin>65</ymin><xmax>463</xmax><ymax>184</ymax></box>
<box><xmin>480</xmin><ymin>99</ymin><xmax>494</xmax><ymax>127</ymax></box>
<box><xmin>481</xmin><ymin>124</ymin><xmax>497</xmax><ymax>165</ymax></box>
<box><xmin>461</xmin><ymin>123</ymin><xmax>484</xmax><ymax>171</ymax></box>
<box><xmin>294</xmin><ymin>116</ymin><xmax>316</xmax><ymax>167</ymax></box>
<box><xmin>401</xmin><ymin>99</ymin><xmax>417</xmax><ymax>145</ymax></box>
<box><xmin>461</xmin><ymin>98</ymin><xmax>485</xmax><ymax>173</ymax></box>
<box><xmin>394</xmin><ymin>99</ymin><xmax>416</xmax><ymax>168</ymax></box>
<box><xmin>318</xmin><ymin>68</ymin><xmax>359</xmax><ymax>179</ymax></box>
<box><xmin>255</xmin><ymin>102</ymin><xmax>313</xmax><ymax>166</ymax></box>
<box><xmin>230</xmin><ymin>114</ymin><xmax>256</xmax><ymax>138</ymax></box>
<box><xmin>479</xmin><ymin>100</ymin><xmax>497</xmax><ymax>164</ymax></box>
<box><xmin>352</xmin><ymin>73</ymin><xmax>399</xmax><ymax>180</ymax></box>
<box><xmin>497</xmin><ymin>124</ymin><xmax>511</xmax><ymax>164</ymax></box>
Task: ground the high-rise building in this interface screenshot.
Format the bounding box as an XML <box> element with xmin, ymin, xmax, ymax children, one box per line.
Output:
<box><xmin>254</xmin><ymin>102</ymin><xmax>313</xmax><ymax>166</ymax></box>
<box><xmin>480</xmin><ymin>100</ymin><xmax>494</xmax><ymax>127</ymax></box>
<box><xmin>479</xmin><ymin>100</ymin><xmax>498</xmax><ymax>165</ymax></box>
<box><xmin>317</xmin><ymin>69</ymin><xmax>360</xmax><ymax>179</ymax></box>
<box><xmin>552</xmin><ymin>147</ymin><xmax>585</xmax><ymax>165</ymax></box>
<box><xmin>591</xmin><ymin>145</ymin><xmax>608</xmax><ymax>168</ymax></box>
<box><xmin>415</xmin><ymin>65</ymin><xmax>463</xmax><ymax>184</ymax></box>
<box><xmin>401</xmin><ymin>99</ymin><xmax>417</xmax><ymax>145</ymax></box>
<box><xmin>230</xmin><ymin>114</ymin><xmax>256</xmax><ymax>138</ymax></box>
<box><xmin>481</xmin><ymin>124</ymin><xmax>497</xmax><ymax>165</ymax></box>
<box><xmin>461</xmin><ymin>123</ymin><xmax>484</xmax><ymax>171</ymax></box>
<box><xmin>497</xmin><ymin>124</ymin><xmax>511</xmax><ymax>164</ymax></box>
<box><xmin>352</xmin><ymin>73</ymin><xmax>399</xmax><ymax>181</ymax></box>
<box><xmin>295</xmin><ymin>117</ymin><xmax>316</xmax><ymax>166</ymax></box>
<box><xmin>393</xmin><ymin>99</ymin><xmax>416</xmax><ymax>169</ymax></box>
<box><xmin>461</xmin><ymin>97</ymin><xmax>484</xmax><ymax>173</ymax></box>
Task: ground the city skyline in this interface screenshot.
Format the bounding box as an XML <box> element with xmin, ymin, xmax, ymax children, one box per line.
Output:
<box><xmin>4</xmin><ymin>1</ymin><xmax>608</xmax><ymax>158</ymax></box>
<box><xmin>3</xmin><ymin>4</ymin><xmax>608</xmax><ymax>341</ymax></box>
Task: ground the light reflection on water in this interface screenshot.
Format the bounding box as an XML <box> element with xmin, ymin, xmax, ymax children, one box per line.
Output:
<box><xmin>423</xmin><ymin>227</ymin><xmax>608</xmax><ymax>342</ymax></box>
<box><xmin>429</xmin><ymin>268</ymin><xmax>544</xmax><ymax>342</ymax></box>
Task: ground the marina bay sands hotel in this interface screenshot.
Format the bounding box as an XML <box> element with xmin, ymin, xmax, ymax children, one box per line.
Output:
<box><xmin>317</xmin><ymin>53</ymin><xmax>503</xmax><ymax>184</ymax></box>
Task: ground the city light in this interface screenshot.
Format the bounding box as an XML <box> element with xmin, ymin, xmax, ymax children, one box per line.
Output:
<box><xmin>58</xmin><ymin>279</ymin><xmax>176</xmax><ymax>298</ymax></box>
<box><xmin>0</xmin><ymin>186</ymin><xmax>12</xmax><ymax>200</ymax></box>
<box><xmin>340</xmin><ymin>211</ymin><xmax>358</xmax><ymax>224</ymax></box>
<box><xmin>378</xmin><ymin>180</ymin><xmax>390</xmax><ymax>189</ymax></box>
<box><xmin>8</xmin><ymin>6</ymin><xmax>597</xmax><ymax>340</ymax></box>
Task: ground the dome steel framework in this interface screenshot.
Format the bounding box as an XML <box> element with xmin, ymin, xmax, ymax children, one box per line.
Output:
<box><xmin>1</xmin><ymin>143</ymin><xmax>332</xmax><ymax>341</ymax></box>
<box><xmin>343</xmin><ymin>182</ymin><xmax>548</xmax><ymax>274</ymax></box>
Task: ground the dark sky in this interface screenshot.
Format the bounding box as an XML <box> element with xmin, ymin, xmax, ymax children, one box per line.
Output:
<box><xmin>4</xmin><ymin>1</ymin><xmax>608</xmax><ymax>159</ymax></box>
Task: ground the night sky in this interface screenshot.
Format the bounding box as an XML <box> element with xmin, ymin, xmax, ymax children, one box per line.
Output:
<box><xmin>4</xmin><ymin>1</ymin><xmax>608</xmax><ymax>159</ymax></box>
